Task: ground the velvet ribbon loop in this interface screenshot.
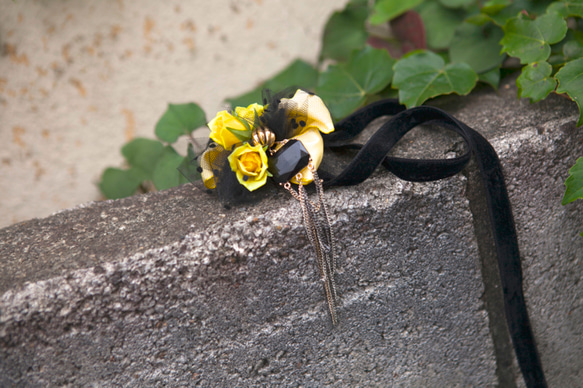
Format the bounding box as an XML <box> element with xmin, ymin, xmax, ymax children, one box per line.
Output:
<box><xmin>322</xmin><ymin>99</ymin><xmax>547</xmax><ymax>388</ymax></box>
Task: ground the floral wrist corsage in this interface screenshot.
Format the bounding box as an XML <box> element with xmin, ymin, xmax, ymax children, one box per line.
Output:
<box><xmin>198</xmin><ymin>89</ymin><xmax>335</xmax><ymax>197</ymax></box>
<box><xmin>192</xmin><ymin>89</ymin><xmax>339</xmax><ymax>325</ymax></box>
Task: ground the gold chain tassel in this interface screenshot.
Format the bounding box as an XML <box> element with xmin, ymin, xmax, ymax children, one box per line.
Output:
<box><xmin>283</xmin><ymin>163</ymin><xmax>338</xmax><ymax>325</ymax></box>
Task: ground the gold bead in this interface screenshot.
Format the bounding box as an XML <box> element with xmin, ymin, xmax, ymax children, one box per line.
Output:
<box><xmin>251</xmin><ymin>127</ymin><xmax>275</xmax><ymax>148</ymax></box>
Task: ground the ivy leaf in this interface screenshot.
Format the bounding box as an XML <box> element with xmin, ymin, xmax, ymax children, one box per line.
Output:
<box><xmin>500</xmin><ymin>12</ymin><xmax>568</xmax><ymax>64</ymax></box>
<box><xmin>320</xmin><ymin>3</ymin><xmax>368</xmax><ymax>61</ymax></box>
<box><xmin>449</xmin><ymin>22</ymin><xmax>505</xmax><ymax>74</ymax></box>
<box><xmin>555</xmin><ymin>57</ymin><xmax>583</xmax><ymax>126</ymax></box>
<box><xmin>481</xmin><ymin>0</ymin><xmax>511</xmax><ymax>15</ymax></box>
<box><xmin>177</xmin><ymin>143</ymin><xmax>201</xmax><ymax>184</ymax></box>
<box><xmin>121</xmin><ymin>138</ymin><xmax>165</xmax><ymax>179</ymax></box>
<box><xmin>99</xmin><ymin>167</ymin><xmax>143</xmax><ymax>199</ymax></box>
<box><xmin>369</xmin><ymin>0</ymin><xmax>424</xmax><ymax>25</ymax></box>
<box><xmin>225</xmin><ymin>59</ymin><xmax>318</xmax><ymax>108</ymax></box>
<box><xmin>152</xmin><ymin>146</ymin><xmax>189</xmax><ymax>191</ymax></box>
<box><xmin>155</xmin><ymin>103</ymin><xmax>206</xmax><ymax>143</ymax></box>
<box><xmin>438</xmin><ymin>0</ymin><xmax>474</xmax><ymax>8</ymax></box>
<box><xmin>562</xmin><ymin>157</ymin><xmax>583</xmax><ymax>205</ymax></box>
<box><xmin>547</xmin><ymin>0</ymin><xmax>583</xmax><ymax>18</ymax></box>
<box><xmin>418</xmin><ymin>0</ymin><xmax>467</xmax><ymax>50</ymax></box>
<box><xmin>485</xmin><ymin>0</ymin><xmax>554</xmax><ymax>26</ymax></box>
<box><xmin>316</xmin><ymin>46</ymin><xmax>395</xmax><ymax>119</ymax></box>
<box><xmin>563</xmin><ymin>33</ymin><xmax>583</xmax><ymax>60</ymax></box>
<box><xmin>516</xmin><ymin>61</ymin><xmax>557</xmax><ymax>102</ymax></box>
<box><xmin>479</xmin><ymin>68</ymin><xmax>501</xmax><ymax>89</ymax></box>
<box><xmin>392</xmin><ymin>50</ymin><xmax>478</xmax><ymax>107</ymax></box>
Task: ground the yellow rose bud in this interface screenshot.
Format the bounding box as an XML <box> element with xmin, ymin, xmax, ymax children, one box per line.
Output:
<box><xmin>235</xmin><ymin>103</ymin><xmax>264</xmax><ymax>121</ymax></box>
<box><xmin>228</xmin><ymin>143</ymin><xmax>269</xmax><ymax>191</ymax></box>
<box><xmin>207</xmin><ymin>103</ymin><xmax>264</xmax><ymax>150</ymax></box>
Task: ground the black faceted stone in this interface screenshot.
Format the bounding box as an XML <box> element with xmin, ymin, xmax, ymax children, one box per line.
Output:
<box><xmin>268</xmin><ymin>140</ymin><xmax>310</xmax><ymax>183</ymax></box>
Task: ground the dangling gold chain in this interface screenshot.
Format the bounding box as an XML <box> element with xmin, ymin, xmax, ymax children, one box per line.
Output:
<box><xmin>282</xmin><ymin>162</ymin><xmax>338</xmax><ymax>325</ymax></box>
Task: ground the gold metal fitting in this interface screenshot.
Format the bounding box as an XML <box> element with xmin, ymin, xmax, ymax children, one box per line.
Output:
<box><xmin>251</xmin><ymin>127</ymin><xmax>276</xmax><ymax>148</ymax></box>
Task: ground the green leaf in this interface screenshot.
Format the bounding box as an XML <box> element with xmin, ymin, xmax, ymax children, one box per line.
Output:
<box><xmin>449</xmin><ymin>22</ymin><xmax>505</xmax><ymax>73</ymax></box>
<box><xmin>486</xmin><ymin>0</ymin><xmax>554</xmax><ymax>26</ymax></box>
<box><xmin>481</xmin><ymin>0</ymin><xmax>511</xmax><ymax>15</ymax></box>
<box><xmin>465</xmin><ymin>13</ymin><xmax>493</xmax><ymax>26</ymax></box>
<box><xmin>516</xmin><ymin>61</ymin><xmax>557</xmax><ymax>102</ymax></box>
<box><xmin>226</xmin><ymin>126</ymin><xmax>252</xmax><ymax>142</ymax></box>
<box><xmin>99</xmin><ymin>167</ymin><xmax>143</xmax><ymax>199</ymax></box>
<box><xmin>369</xmin><ymin>0</ymin><xmax>424</xmax><ymax>25</ymax></box>
<box><xmin>438</xmin><ymin>0</ymin><xmax>474</xmax><ymax>9</ymax></box>
<box><xmin>563</xmin><ymin>35</ymin><xmax>583</xmax><ymax>61</ymax></box>
<box><xmin>418</xmin><ymin>0</ymin><xmax>467</xmax><ymax>50</ymax></box>
<box><xmin>555</xmin><ymin>57</ymin><xmax>583</xmax><ymax>126</ymax></box>
<box><xmin>392</xmin><ymin>50</ymin><xmax>478</xmax><ymax>107</ymax></box>
<box><xmin>121</xmin><ymin>138</ymin><xmax>165</xmax><ymax>179</ymax></box>
<box><xmin>320</xmin><ymin>3</ymin><xmax>368</xmax><ymax>61</ymax></box>
<box><xmin>177</xmin><ymin>143</ymin><xmax>201</xmax><ymax>183</ymax></box>
<box><xmin>316</xmin><ymin>46</ymin><xmax>395</xmax><ymax>119</ymax></box>
<box><xmin>547</xmin><ymin>0</ymin><xmax>583</xmax><ymax>18</ymax></box>
<box><xmin>225</xmin><ymin>59</ymin><xmax>318</xmax><ymax>108</ymax></box>
<box><xmin>562</xmin><ymin>157</ymin><xmax>583</xmax><ymax>205</ymax></box>
<box><xmin>152</xmin><ymin>146</ymin><xmax>189</xmax><ymax>191</ymax></box>
<box><xmin>479</xmin><ymin>68</ymin><xmax>501</xmax><ymax>89</ymax></box>
<box><xmin>500</xmin><ymin>12</ymin><xmax>568</xmax><ymax>64</ymax></box>
<box><xmin>155</xmin><ymin>103</ymin><xmax>206</xmax><ymax>143</ymax></box>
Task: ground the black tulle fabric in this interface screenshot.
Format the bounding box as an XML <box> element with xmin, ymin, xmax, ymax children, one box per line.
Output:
<box><xmin>320</xmin><ymin>99</ymin><xmax>547</xmax><ymax>388</ymax></box>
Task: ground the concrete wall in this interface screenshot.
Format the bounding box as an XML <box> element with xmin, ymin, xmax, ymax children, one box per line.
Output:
<box><xmin>0</xmin><ymin>0</ymin><xmax>346</xmax><ymax>228</ymax></box>
<box><xmin>1</xmin><ymin>76</ymin><xmax>582</xmax><ymax>386</ymax></box>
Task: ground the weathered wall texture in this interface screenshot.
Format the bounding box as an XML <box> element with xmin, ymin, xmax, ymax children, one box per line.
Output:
<box><xmin>0</xmin><ymin>0</ymin><xmax>346</xmax><ymax>228</ymax></box>
<box><xmin>1</xmin><ymin>78</ymin><xmax>583</xmax><ymax>386</ymax></box>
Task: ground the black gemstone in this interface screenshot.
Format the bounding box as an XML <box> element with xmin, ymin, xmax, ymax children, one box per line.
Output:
<box><xmin>299</xmin><ymin>120</ymin><xmax>306</xmax><ymax>127</ymax></box>
<box><xmin>268</xmin><ymin>139</ymin><xmax>310</xmax><ymax>183</ymax></box>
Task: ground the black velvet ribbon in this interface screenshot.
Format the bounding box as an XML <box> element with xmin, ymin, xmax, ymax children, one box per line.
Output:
<box><xmin>321</xmin><ymin>99</ymin><xmax>547</xmax><ymax>388</ymax></box>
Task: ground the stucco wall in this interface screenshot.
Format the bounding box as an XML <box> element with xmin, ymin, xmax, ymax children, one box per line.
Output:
<box><xmin>0</xmin><ymin>0</ymin><xmax>346</xmax><ymax>228</ymax></box>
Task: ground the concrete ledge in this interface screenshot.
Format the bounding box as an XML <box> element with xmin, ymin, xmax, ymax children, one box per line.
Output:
<box><xmin>1</xmin><ymin>77</ymin><xmax>582</xmax><ymax>387</ymax></box>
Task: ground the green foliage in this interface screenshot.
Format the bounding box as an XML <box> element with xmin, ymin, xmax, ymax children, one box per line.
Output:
<box><xmin>99</xmin><ymin>103</ymin><xmax>207</xmax><ymax>199</ymax></box>
<box><xmin>517</xmin><ymin>61</ymin><xmax>557</xmax><ymax>102</ymax></box>
<box><xmin>99</xmin><ymin>168</ymin><xmax>143</xmax><ymax>199</ymax></box>
<box><xmin>121</xmin><ymin>138</ymin><xmax>165</xmax><ymax>177</ymax></box>
<box><xmin>100</xmin><ymin>0</ymin><xmax>583</xmax><ymax>205</ymax></box>
<box><xmin>563</xmin><ymin>157</ymin><xmax>583</xmax><ymax>205</ymax></box>
<box><xmin>392</xmin><ymin>50</ymin><xmax>477</xmax><ymax>107</ymax></box>
<box><xmin>151</xmin><ymin>146</ymin><xmax>189</xmax><ymax>190</ymax></box>
<box><xmin>155</xmin><ymin>103</ymin><xmax>206</xmax><ymax>143</ymax></box>
<box><xmin>449</xmin><ymin>23</ymin><xmax>505</xmax><ymax>73</ymax></box>
<box><xmin>225</xmin><ymin>59</ymin><xmax>318</xmax><ymax>108</ymax></box>
<box><xmin>316</xmin><ymin>47</ymin><xmax>394</xmax><ymax>118</ymax></box>
<box><xmin>418</xmin><ymin>1</ymin><xmax>467</xmax><ymax>50</ymax></box>
<box><xmin>370</xmin><ymin>0</ymin><xmax>424</xmax><ymax>25</ymax></box>
<box><xmin>555</xmin><ymin>57</ymin><xmax>583</xmax><ymax>125</ymax></box>
<box><xmin>500</xmin><ymin>12</ymin><xmax>567</xmax><ymax>64</ymax></box>
<box><xmin>321</xmin><ymin>2</ymin><xmax>369</xmax><ymax>61</ymax></box>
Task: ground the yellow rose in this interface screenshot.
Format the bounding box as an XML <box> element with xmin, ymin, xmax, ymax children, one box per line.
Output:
<box><xmin>208</xmin><ymin>103</ymin><xmax>264</xmax><ymax>150</ymax></box>
<box><xmin>235</xmin><ymin>103</ymin><xmax>264</xmax><ymax>121</ymax></box>
<box><xmin>228</xmin><ymin>143</ymin><xmax>270</xmax><ymax>191</ymax></box>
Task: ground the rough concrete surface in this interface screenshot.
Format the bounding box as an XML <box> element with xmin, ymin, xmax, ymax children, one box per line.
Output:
<box><xmin>1</xmin><ymin>78</ymin><xmax>583</xmax><ymax>387</ymax></box>
<box><xmin>0</xmin><ymin>0</ymin><xmax>346</xmax><ymax>228</ymax></box>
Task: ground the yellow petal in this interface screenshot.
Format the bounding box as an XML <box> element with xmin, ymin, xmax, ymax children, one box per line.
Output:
<box><xmin>290</xmin><ymin>127</ymin><xmax>323</xmax><ymax>185</ymax></box>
